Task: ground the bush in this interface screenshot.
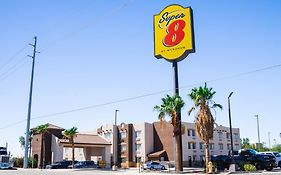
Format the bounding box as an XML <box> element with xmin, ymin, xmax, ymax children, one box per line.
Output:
<box><xmin>244</xmin><ymin>164</ymin><xmax>256</xmax><ymax>172</ymax></box>
<box><xmin>28</xmin><ymin>157</ymin><xmax>37</xmax><ymax>168</ymax></box>
<box><xmin>12</xmin><ymin>157</ymin><xmax>37</xmax><ymax>168</ymax></box>
<box><xmin>12</xmin><ymin>157</ymin><xmax>23</xmax><ymax>168</ymax></box>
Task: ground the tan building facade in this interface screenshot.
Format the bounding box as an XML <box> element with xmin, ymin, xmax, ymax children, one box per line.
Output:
<box><xmin>98</xmin><ymin>121</ymin><xmax>241</xmax><ymax>167</ymax></box>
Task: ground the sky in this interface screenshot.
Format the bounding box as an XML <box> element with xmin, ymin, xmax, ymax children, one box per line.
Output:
<box><xmin>0</xmin><ymin>0</ymin><xmax>281</xmax><ymax>157</ymax></box>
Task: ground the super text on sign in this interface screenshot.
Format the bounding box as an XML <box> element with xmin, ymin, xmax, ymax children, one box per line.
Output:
<box><xmin>154</xmin><ymin>5</ymin><xmax>195</xmax><ymax>62</ymax></box>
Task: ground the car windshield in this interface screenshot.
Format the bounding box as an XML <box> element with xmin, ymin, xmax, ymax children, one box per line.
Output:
<box><xmin>0</xmin><ymin>151</ymin><xmax>7</xmax><ymax>155</ymax></box>
<box><xmin>249</xmin><ymin>149</ymin><xmax>257</xmax><ymax>155</ymax></box>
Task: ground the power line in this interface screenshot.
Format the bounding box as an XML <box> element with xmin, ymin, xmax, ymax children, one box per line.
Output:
<box><xmin>0</xmin><ymin>63</ymin><xmax>280</xmax><ymax>131</ymax></box>
<box><xmin>0</xmin><ymin>56</ymin><xmax>29</xmax><ymax>82</ymax></box>
<box><xmin>0</xmin><ymin>45</ymin><xmax>28</xmax><ymax>72</ymax></box>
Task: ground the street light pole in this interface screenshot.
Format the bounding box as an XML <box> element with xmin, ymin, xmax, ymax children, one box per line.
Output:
<box><xmin>254</xmin><ymin>115</ymin><xmax>261</xmax><ymax>151</ymax></box>
<box><xmin>112</xmin><ymin>109</ymin><xmax>119</xmax><ymax>171</ymax></box>
<box><xmin>268</xmin><ymin>132</ymin><xmax>271</xmax><ymax>149</ymax></box>
<box><xmin>228</xmin><ymin>92</ymin><xmax>234</xmax><ymax>164</ymax></box>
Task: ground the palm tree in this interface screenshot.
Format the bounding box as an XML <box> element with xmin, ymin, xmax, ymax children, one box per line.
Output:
<box><xmin>19</xmin><ymin>130</ymin><xmax>34</xmax><ymax>158</ymax></box>
<box><xmin>63</xmin><ymin>127</ymin><xmax>78</xmax><ymax>169</ymax></box>
<box><xmin>188</xmin><ymin>83</ymin><xmax>222</xmax><ymax>169</ymax></box>
<box><xmin>33</xmin><ymin>124</ymin><xmax>49</xmax><ymax>169</ymax></box>
<box><xmin>154</xmin><ymin>94</ymin><xmax>185</xmax><ymax>171</ymax></box>
<box><xmin>19</xmin><ymin>136</ymin><xmax>25</xmax><ymax>150</ymax></box>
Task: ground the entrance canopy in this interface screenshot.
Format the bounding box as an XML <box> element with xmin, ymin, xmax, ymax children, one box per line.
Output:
<box><xmin>59</xmin><ymin>134</ymin><xmax>111</xmax><ymax>147</ymax></box>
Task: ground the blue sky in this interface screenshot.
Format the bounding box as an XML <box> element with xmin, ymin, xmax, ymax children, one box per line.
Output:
<box><xmin>0</xmin><ymin>0</ymin><xmax>280</xmax><ymax>157</ymax></box>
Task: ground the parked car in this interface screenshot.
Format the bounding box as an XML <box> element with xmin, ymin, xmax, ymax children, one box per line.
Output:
<box><xmin>211</xmin><ymin>155</ymin><xmax>232</xmax><ymax>170</ymax></box>
<box><xmin>211</xmin><ymin>149</ymin><xmax>276</xmax><ymax>171</ymax></box>
<box><xmin>68</xmin><ymin>160</ymin><xmax>96</xmax><ymax>169</ymax></box>
<box><xmin>143</xmin><ymin>161</ymin><xmax>166</xmax><ymax>170</ymax></box>
<box><xmin>260</xmin><ymin>152</ymin><xmax>281</xmax><ymax>168</ymax></box>
<box><xmin>46</xmin><ymin>160</ymin><xmax>77</xmax><ymax>169</ymax></box>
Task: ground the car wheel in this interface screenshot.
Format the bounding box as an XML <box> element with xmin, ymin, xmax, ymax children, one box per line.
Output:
<box><xmin>150</xmin><ymin>167</ymin><xmax>154</xmax><ymax>170</ymax></box>
<box><xmin>279</xmin><ymin>161</ymin><xmax>281</xmax><ymax>168</ymax></box>
<box><xmin>255</xmin><ymin>163</ymin><xmax>263</xmax><ymax>170</ymax></box>
<box><xmin>161</xmin><ymin>166</ymin><xmax>165</xmax><ymax>170</ymax></box>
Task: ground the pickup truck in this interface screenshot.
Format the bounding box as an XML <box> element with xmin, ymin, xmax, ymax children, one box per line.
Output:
<box><xmin>211</xmin><ymin>149</ymin><xmax>275</xmax><ymax>171</ymax></box>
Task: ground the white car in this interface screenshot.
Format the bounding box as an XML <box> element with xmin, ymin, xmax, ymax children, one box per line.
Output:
<box><xmin>260</xmin><ymin>152</ymin><xmax>281</xmax><ymax>167</ymax></box>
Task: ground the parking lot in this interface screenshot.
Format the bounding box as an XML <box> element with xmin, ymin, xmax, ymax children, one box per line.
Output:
<box><xmin>1</xmin><ymin>168</ymin><xmax>281</xmax><ymax>175</ymax></box>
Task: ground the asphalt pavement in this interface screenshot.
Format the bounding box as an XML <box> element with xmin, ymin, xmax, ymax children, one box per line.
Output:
<box><xmin>0</xmin><ymin>168</ymin><xmax>280</xmax><ymax>175</ymax></box>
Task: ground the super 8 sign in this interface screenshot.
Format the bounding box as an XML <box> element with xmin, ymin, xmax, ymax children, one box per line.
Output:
<box><xmin>154</xmin><ymin>5</ymin><xmax>195</xmax><ymax>62</ymax></box>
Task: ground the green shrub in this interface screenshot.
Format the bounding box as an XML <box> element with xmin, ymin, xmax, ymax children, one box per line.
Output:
<box><xmin>28</xmin><ymin>157</ymin><xmax>37</xmax><ymax>168</ymax></box>
<box><xmin>12</xmin><ymin>157</ymin><xmax>23</xmax><ymax>168</ymax></box>
<box><xmin>244</xmin><ymin>164</ymin><xmax>256</xmax><ymax>172</ymax></box>
<box><xmin>12</xmin><ymin>157</ymin><xmax>37</xmax><ymax>168</ymax></box>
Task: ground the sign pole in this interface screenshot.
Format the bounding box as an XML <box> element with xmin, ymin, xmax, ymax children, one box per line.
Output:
<box><xmin>172</xmin><ymin>61</ymin><xmax>183</xmax><ymax>171</ymax></box>
<box><xmin>154</xmin><ymin>5</ymin><xmax>195</xmax><ymax>172</ymax></box>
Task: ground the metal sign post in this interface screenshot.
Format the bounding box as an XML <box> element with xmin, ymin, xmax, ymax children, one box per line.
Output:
<box><xmin>154</xmin><ymin>4</ymin><xmax>195</xmax><ymax>171</ymax></box>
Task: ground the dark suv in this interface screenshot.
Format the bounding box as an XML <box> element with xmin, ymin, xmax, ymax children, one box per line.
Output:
<box><xmin>238</xmin><ymin>149</ymin><xmax>275</xmax><ymax>171</ymax></box>
<box><xmin>211</xmin><ymin>149</ymin><xmax>275</xmax><ymax>171</ymax></box>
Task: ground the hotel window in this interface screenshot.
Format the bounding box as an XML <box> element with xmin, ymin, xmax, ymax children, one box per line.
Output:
<box><xmin>191</xmin><ymin>129</ymin><xmax>196</xmax><ymax>137</ymax></box>
<box><xmin>120</xmin><ymin>132</ymin><xmax>127</xmax><ymax>139</ymax></box>
<box><xmin>199</xmin><ymin>142</ymin><xmax>204</xmax><ymax>150</ymax></box>
<box><xmin>104</xmin><ymin>133</ymin><xmax>111</xmax><ymax>140</ymax></box>
<box><xmin>187</xmin><ymin>129</ymin><xmax>191</xmax><ymax>136</ymax></box>
<box><xmin>234</xmin><ymin>133</ymin><xmax>239</xmax><ymax>142</ymax></box>
<box><xmin>136</xmin><ymin>131</ymin><xmax>141</xmax><ymax>140</ymax></box>
<box><xmin>234</xmin><ymin>144</ymin><xmax>240</xmax><ymax>151</ymax></box>
<box><xmin>136</xmin><ymin>143</ymin><xmax>141</xmax><ymax>151</ymax></box>
<box><xmin>188</xmin><ymin>142</ymin><xmax>196</xmax><ymax>149</ymax></box>
<box><xmin>218</xmin><ymin>132</ymin><xmax>223</xmax><ymax>140</ymax></box>
<box><xmin>226</xmin><ymin>133</ymin><xmax>230</xmax><ymax>139</ymax></box>
<box><xmin>219</xmin><ymin>143</ymin><xmax>223</xmax><ymax>150</ymax></box>
<box><xmin>227</xmin><ymin>144</ymin><xmax>231</xmax><ymax>150</ymax></box>
<box><xmin>121</xmin><ymin>145</ymin><xmax>126</xmax><ymax>152</ymax></box>
<box><xmin>210</xmin><ymin>143</ymin><xmax>215</xmax><ymax>150</ymax></box>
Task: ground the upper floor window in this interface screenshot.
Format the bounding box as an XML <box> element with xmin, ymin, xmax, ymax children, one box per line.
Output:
<box><xmin>210</xmin><ymin>143</ymin><xmax>215</xmax><ymax>150</ymax></box>
<box><xmin>218</xmin><ymin>132</ymin><xmax>223</xmax><ymax>139</ymax></box>
<box><xmin>136</xmin><ymin>143</ymin><xmax>141</xmax><ymax>151</ymax></box>
<box><xmin>136</xmin><ymin>131</ymin><xmax>141</xmax><ymax>140</ymax></box>
<box><xmin>227</xmin><ymin>144</ymin><xmax>231</xmax><ymax>150</ymax></box>
<box><xmin>199</xmin><ymin>142</ymin><xmax>204</xmax><ymax>150</ymax></box>
<box><xmin>226</xmin><ymin>133</ymin><xmax>230</xmax><ymax>139</ymax></box>
<box><xmin>121</xmin><ymin>145</ymin><xmax>126</xmax><ymax>152</ymax></box>
<box><xmin>219</xmin><ymin>143</ymin><xmax>223</xmax><ymax>150</ymax></box>
<box><xmin>104</xmin><ymin>133</ymin><xmax>111</xmax><ymax>140</ymax></box>
<box><xmin>187</xmin><ymin>129</ymin><xmax>195</xmax><ymax>136</ymax></box>
<box><xmin>120</xmin><ymin>132</ymin><xmax>127</xmax><ymax>139</ymax></box>
<box><xmin>234</xmin><ymin>133</ymin><xmax>239</xmax><ymax>142</ymax></box>
<box><xmin>188</xmin><ymin>142</ymin><xmax>196</xmax><ymax>149</ymax></box>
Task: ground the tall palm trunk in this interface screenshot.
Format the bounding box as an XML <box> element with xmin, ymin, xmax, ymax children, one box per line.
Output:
<box><xmin>172</xmin><ymin>110</ymin><xmax>183</xmax><ymax>172</ymax></box>
<box><xmin>29</xmin><ymin>137</ymin><xmax>32</xmax><ymax>158</ymax></box>
<box><xmin>42</xmin><ymin>133</ymin><xmax>45</xmax><ymax>169</ymax></box>
<box><xmin>40</xmin><ymin>133</ymin><xmax>45</xmax><ymax>169</ymax></box>
<box><xmin>71</xmin><ymin>137</ymin><xmax>75</xmax><ymax>169</ymax></box>
<box><xmin>204</xmin><ymin>141</ymin><xmax>210</xmax><ymax>170</ymax></box>
<box><xmin>175</xmin><ymin>133</ymin><xmax>183</xmax><ymax>171</ymax></box>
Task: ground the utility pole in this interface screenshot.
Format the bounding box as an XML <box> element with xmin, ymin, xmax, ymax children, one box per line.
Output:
<box><xmin>254</xmin><ymin>115</ymin><xmax>261</xmax><ymax>151</ymax></box>
<box><xmin>112</xmin><ymin>109</ymin><xmax>119</xmax><ymax>171</ymax></box>
<box><xmin>23</xmin><ymin>36</ymin><xmax>38</xmax><ymax>169</ymax></box>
